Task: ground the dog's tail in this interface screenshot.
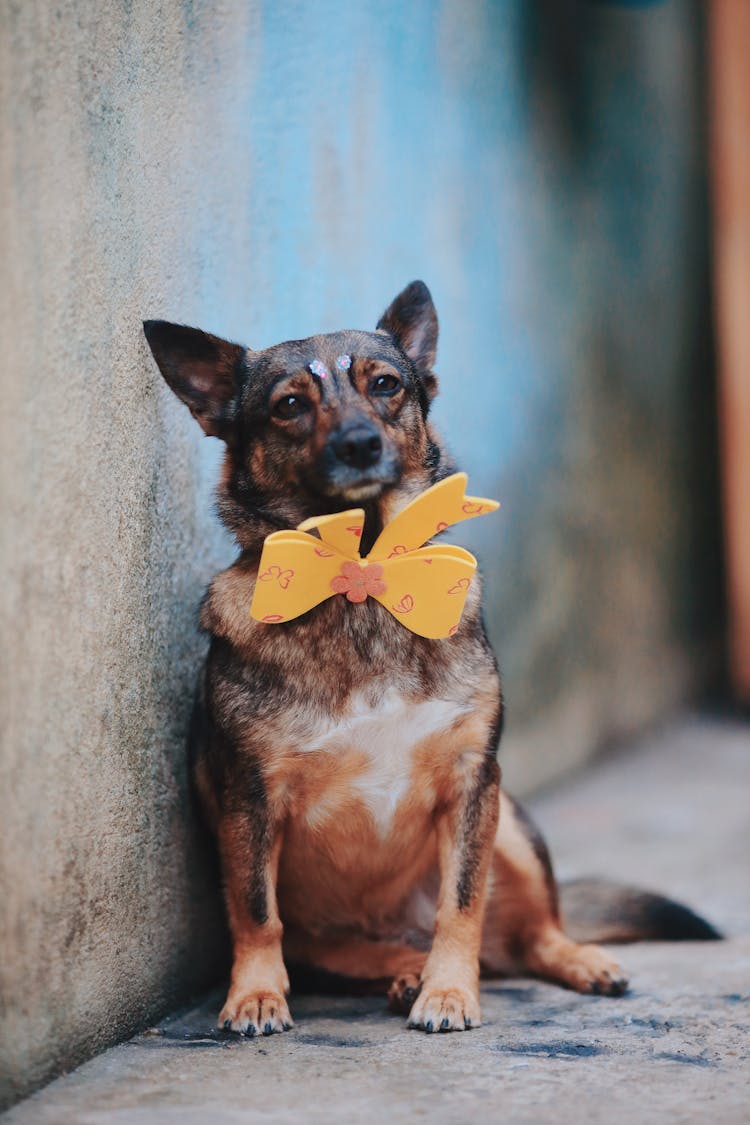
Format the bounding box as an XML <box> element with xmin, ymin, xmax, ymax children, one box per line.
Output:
<box><xmin>559</xmin><ymin>878</ymin><xmax>722</xmax><ymax>944</ymax></box>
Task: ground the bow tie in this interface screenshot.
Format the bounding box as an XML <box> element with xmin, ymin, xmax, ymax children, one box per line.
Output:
<box><xmin>249</xmin><ymin>473</ymin><xmax>499</xmax><ymax>639</ymax></box>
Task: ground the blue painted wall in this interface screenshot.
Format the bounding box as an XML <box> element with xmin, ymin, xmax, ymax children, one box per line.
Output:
<box><xmin>171</xmin><ymin>0</ymin><xmax>716</xmax><ymax>779</ymax></box>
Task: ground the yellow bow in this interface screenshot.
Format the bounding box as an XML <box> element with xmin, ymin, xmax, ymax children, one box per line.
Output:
<box><xmin>249</xmin><ymin>473</ymin><xmax>499</xmax><ymax>639</ymax></box>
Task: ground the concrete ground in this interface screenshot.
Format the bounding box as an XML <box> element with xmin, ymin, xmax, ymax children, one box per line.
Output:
<box><xmin>4</xmin><ymin>715</ymin><xmax>749</xmax><ymax>1124</ymax></box>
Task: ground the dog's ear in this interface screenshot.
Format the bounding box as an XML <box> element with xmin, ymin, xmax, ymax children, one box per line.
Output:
<box><xmin>377</xmin><ymin>280</ymin><xmax>438</xmax><ymax>397</ymax></box>
<box><xmin>143</xmin><ymin>320</ymin><xmax>248</xmax><ymax>438</ymax></box>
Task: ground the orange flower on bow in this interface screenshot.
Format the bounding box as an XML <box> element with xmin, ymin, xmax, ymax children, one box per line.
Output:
<box><xmin>330</xmin><ymin>561</ymin><xmax>387</xmax><ymax>603</ymax></box>
<box><xmin>249</xmin><ymin>473</ymin><xmax>499</xmax><ymax>639</ymax></box>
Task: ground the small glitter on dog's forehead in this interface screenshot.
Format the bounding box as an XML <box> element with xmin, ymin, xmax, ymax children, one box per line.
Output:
<box><xmin>335</xmin><ymin>354</ymin><xmax>352</xmax><ymax>370</ymax></box>
<box><xmin>309</xmin><ymin>359</ymin><xmax>328</xmax><ymax>379</ymax></box>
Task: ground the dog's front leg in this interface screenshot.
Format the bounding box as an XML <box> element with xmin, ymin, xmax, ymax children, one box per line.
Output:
<box><xmin>408</xmin><ymin>748</ymin><xmax>500</xmax><ymax>1032</ymax></box>
<box><xmin>217</xmin><ymin>809</ymin><xmax>292</xmax><ymax>1036</ymax></box>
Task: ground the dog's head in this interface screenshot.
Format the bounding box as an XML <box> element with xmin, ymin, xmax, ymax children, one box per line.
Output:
<box><xmin>144</xmin><ymin>281</ymin><xmax>445</xmax><ymax>544</ymax></box>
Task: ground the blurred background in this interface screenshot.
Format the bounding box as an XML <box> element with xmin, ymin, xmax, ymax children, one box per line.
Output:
<box><xmin>1</xmin><ymin>0</ymin><xmax>747</xmax><ymax>1109</ymax></box>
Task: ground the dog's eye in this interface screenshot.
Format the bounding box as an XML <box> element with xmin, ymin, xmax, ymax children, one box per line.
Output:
<box><xmin>369</xmin><ymin>373</ymin><xmax>401</xmax><ymax>396</ymax></box>
<box><xmin>273</xmin><ymin>395</ymin><xmax>311</xmax><ymax>420</ymax></box>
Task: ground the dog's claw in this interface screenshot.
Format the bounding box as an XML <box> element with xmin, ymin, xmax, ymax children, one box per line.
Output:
<box><xmin>388</xmin><ymin>972</ymin><xmax>424</xmax><ymax>1015</ymax></box>
<box><xmin>218</xmin><ymin>990</ymin><xmax>293</xmax><ymax>1036</ymax></box>
<box><xmin>585</xmin><ymin>966</ymin><xmax>628</xmax><ymax>997</ymax></box>
<box><xmin>407</xmin><ymin>986</ymin><xmax>481</xmax><ymax>1033</ymax></box>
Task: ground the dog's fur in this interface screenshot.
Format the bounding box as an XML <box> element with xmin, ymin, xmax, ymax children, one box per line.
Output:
<box><xmin>144</xmin><ymin>281</ymin><xmax>719</xmax><ymax>1036</ymax></box>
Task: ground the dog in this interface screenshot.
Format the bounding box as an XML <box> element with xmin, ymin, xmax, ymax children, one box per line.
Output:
<box><xmin>144</xmin><ymin>280</ymin><xmax>719</xmax><ymax>1036</ymax></box>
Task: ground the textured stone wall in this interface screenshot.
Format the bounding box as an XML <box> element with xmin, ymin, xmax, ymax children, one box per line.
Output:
<box><xmin>0</xmin><ymin>0</ymin><xmax>717</xmax><ymax>1107</ymax></box>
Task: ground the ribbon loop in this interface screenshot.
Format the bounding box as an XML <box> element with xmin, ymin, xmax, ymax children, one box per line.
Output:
<box><xmin>368</xmin><ymin>472</ymin><xmax>498</xmax><ymax>561</ymax></box>
<box><xmin>296</xmin><ymin>509</ymin><xmax>365</xmax><ymax>557</ymax></box>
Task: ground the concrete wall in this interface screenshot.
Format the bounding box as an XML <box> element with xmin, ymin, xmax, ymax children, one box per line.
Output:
<box><xmin>0</xmin><ymin>0</ymin><xmax>718</xmax><ymax>1107</ymax></box>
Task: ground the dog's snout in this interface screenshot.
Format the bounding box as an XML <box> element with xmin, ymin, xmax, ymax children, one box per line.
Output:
<box><xmin>332</xmin><ymin>426</ymin><xmax>383</xmax><ymax>470</ymax></box>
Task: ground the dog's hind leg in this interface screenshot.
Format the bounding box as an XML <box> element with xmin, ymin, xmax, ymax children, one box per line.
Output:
<box><xmin>480</xmin><ymin>792</ymin><xmax>629</xmax><ymax>996</ymax></box>
<box><xmin>283</xmin><ymin>930</ymin><xmax>428</xmax><ymax>1011</ymax></box>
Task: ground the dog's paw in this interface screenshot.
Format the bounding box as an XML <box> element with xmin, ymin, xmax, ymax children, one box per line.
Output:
<box><xmin>387</xmin><ymin>972</ymin><xmax>422</xmax><ymax>1014</ymax></box>
<box><xmin>407</xmin><ymin>986</ymin><xmax>480</xmax><ymax>1032</ymax></box>
<box><xmin>218</xmin><ymin>990</ymin><xmax>293</xmax><ymax>1036</ymax></box>
<box><xmin>565</xmin><ymin>945</ymin><xmax>629</xmax><ymax>997</ymax></box>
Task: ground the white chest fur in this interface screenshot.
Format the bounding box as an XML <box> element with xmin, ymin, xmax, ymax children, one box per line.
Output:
<box><xmin>299</xmin><ymin>689</ymin><xmax>469</xmax><ymax>834</ymax></box>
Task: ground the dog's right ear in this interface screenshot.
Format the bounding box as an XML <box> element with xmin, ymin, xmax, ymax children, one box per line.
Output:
<box><xmin>143</xmin><ymin>320</ymin><xmax>248</xmax><ymax>439</ymax></box>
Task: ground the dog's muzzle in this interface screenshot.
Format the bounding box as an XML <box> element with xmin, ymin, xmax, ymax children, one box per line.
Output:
<box><xmin>330</xmin><ymin>423</ymin><xmax>383</xmax><ymax>470</ymax></box>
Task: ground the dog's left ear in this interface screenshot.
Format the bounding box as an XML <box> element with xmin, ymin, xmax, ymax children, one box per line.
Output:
<box><xmin>143</xmin><ymin>320</ymin><xmax>248</xmax><ymax>439</ymax></box>
<box><xmin>377</xmin><ymin>280</ymin><xmax>438</xmax><ymax>399</ymax></box>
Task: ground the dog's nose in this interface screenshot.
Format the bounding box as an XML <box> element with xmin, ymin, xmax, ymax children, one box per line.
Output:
<box><xmin>331</xmin><ymin>426</ymin><xmax>383</xmax><ymax>470</ymax></box>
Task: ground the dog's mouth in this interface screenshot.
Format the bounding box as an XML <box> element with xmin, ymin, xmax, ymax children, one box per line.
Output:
<box><xmin>312</xmin><ymin>474</ymin><xmax>398</xmax><ymax>506</ymax></box>
<box><xmin>310</xmin><ymin>450</ymin><xmax>402</xmax><ymax>507</ymax></box>
<box><xmin>336</xmin><ymin>479</ymin><xmax>390</xmax><ymax>502</ymax></box>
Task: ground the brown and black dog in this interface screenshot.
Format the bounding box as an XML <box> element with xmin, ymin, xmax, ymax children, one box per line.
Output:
<box><xmin>144</xmin><ymin>281</ymin><xmax>718</xmax><ymax>1036</ymax></box>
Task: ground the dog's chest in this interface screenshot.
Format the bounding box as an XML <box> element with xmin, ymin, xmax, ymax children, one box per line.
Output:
<box><xmin>291</xmin><ymin>688</ymin><xmax>469</xmax><ymax>835</ymax></box>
